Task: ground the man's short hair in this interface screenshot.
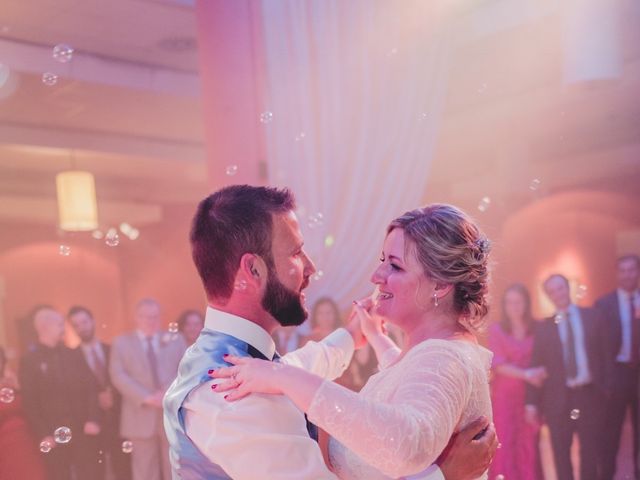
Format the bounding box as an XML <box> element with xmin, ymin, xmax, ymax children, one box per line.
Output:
<box><xmin>190</xmin><ymin>185</ymin><xmax>295</xmax><ymax>301</ymax></box>
<box><xmin>617</xmin><ymin>254</ymin><xmax>640</xmax><ymax>268</ymax></box>
<box><xmin>67</xmin><ymin>305</ymin><xmax>93</xmax><ymax>319</ymax></box>
<box><xmin>135</xmin><ymin>298</ymin><xmax>160</xmax><ymax>311</ymax></box>
<box><xmin>543</xmin><ymin>273</ymin><xmax>569</xmax><ymax>290</ymax></box>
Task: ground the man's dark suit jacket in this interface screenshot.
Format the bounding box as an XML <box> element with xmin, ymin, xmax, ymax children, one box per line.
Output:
<box><xmin>19</xmin><ymin>343</ymin><xmax>100</xmax><ymax>441</ymax></box>
<box><xmin>595</xmin><ymin>291</ymin><xmax>631</xmax><ymax>390</ymax></box>
<box><xmin>525</xmin><ymin>307</ymin><xmax>606</xmax><ymax>419</ymax></box>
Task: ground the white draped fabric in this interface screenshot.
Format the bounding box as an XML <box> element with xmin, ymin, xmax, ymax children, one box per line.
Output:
<box><xmin>258</xmin><ymin>1</ymin><xmax>453</xmax><ymax>308</ymax></box>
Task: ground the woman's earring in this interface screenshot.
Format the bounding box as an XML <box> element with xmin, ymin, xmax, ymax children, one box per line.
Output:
<box><xmin>433</xmin><ymin>293</ymin><xmax>439</xmax><ymax>308</ymax></box>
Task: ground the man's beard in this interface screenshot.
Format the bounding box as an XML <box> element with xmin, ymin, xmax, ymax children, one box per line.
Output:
<box><xmin>262</xmin><ymin>269</ymin><xmax>307</xmax><ymax>327</ymax></box>
<box><xmin>79</xmin><ymin>328</ymin><xmax>95</xmax><ymax>343</ymax></box>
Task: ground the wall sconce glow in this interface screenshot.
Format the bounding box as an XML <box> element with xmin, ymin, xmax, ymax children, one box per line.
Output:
<box><xmin>56</xmin><ymin>171</ymin><xmax>99</xmax><ymax>231</ymax></box>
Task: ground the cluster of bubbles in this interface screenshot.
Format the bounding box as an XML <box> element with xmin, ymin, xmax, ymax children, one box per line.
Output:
<box><xmin>42</xmin><ymin>44</ymin><xmax>74</xmax><ymax>87</ymax></box>
<box><xmin>554</xmin><ymin>312</ymin><xmax>566</xmax><ymax>324</ymax></box>
<box><xmin>58</xmin><ymin>244</ymin><xmax>71</xmax><ymax>256</ymax></box>
<box><xmin>477</xmin><ymin>196</ymin><xmax>491</xmax><ymax>213</ymax></box>
<box><xmin>235</xmin><ymin>279</ymin><xmax>248</xmax><ymax>291</ymax></box>
<box><xmin>259</xmin><ymin>111</ymin><xmax>273</xmax><ymax>124</ymax></box>
<box><xmin>529</xmin><ymin>178</ymin><xmax>541</xmax><ymax>191</ymax></box>
<box><xmin>312</xmin><ymin>270</ymin><xmax>324</xmax><ymax>281</ymax></box>
<box><xmin>575</xmin><ymin>284</ymin><xmax>588</xmax><ymax>300</ymax></box>
<box><xmin>122</xmin><ymin>440</ymin><xmax>133</xmax><ymax>454</ymax></box>
<box><xmin>92</xmin><ymin>230</ymin><xmax>104</xmax><ymax>240</ymax></box>
<box><xmin>168</xmin><ymin>322</ymin><xmax>179</xmax><ymax>334</ymax></box>
<box><xmin>0</xmin><ymin>387</ymin><xmax>15</xmax><ymax>404</ymax></box>
<box><xmin>226</xmin><ymin>165</ymin><xmax>238</xmax><ymax>176</ymax></box>
<box><xmin>40</xmin><ymin>426</ymin><xmax>73</xmax><ymax>453</ymax></box>
<box><xmin>570</xmin><ymin>408</ymin><xmax>580</xmax><ymax>420</ymax></box>
<box><xmin>294</xmin><ymin>132</ymin><xmax>306</xmax><ymax>142</ymax></box>
<box><xmin>307</xmin><ymin>212</ymin><xmax>324</xmax><ymax>229</ymax></box>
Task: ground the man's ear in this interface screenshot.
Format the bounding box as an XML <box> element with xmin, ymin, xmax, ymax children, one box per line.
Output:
<box><xmin>239</xmin><ymin>254</ymin><xmax>268</xmax><ymax>285</ymax></box>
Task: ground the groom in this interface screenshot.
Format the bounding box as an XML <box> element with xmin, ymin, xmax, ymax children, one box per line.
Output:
<box><xmin>164</xmin><ymin>185</ymin><xmax>496</xmax><ymax>479</ymax></box>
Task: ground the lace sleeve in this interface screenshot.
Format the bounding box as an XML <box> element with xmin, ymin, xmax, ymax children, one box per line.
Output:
<box><xmin>307</xmin><ymin>343</ymin><xmax>473</xmax><ymax>478</ymax></box>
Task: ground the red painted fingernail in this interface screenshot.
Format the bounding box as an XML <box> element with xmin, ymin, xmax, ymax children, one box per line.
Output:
<box><xmin>208</xmin><ymin>369</ymin><xmax>214</xmax><ymax>374</ymax></box>
<box><xmin>224</xmin><ymin>395</ymin><xmax>229</xmax><ymax>400</ymax></box>
<box><xmin>223</xmin><ymin>354</ymin><xmax>229</xmax><ymax>358</ymax></box>
<box><xmin>211</xmin><ymin>384</ymin><xmax>217</xmax><ymax>390</ymax></box>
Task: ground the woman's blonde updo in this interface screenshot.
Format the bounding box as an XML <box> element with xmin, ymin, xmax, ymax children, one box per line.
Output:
<box><xmin>387</xmin><ymin>204</ymin><xmax>491</xmax><ymax>330</ymax></box>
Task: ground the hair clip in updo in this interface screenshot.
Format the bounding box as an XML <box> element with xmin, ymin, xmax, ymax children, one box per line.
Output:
<box><xmin>474</xmin><ymin>238</ymin><xmax>490</xmax><ymax>253</ymax></box>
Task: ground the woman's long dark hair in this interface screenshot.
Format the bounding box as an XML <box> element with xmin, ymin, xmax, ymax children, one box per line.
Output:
<box><xmin>499</xmin><ymin>283</ymin><xmax>535</xmax><ymax>335</ymax></box>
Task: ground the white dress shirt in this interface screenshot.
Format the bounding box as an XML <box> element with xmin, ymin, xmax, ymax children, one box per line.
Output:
<box><xmin>80</xmin><ymin>340</ymin><xmax>106</xmax><ymax>372</ymax></box>
<box><xmin>183</xmin><ymin>307</ymin><xmax>352</xmax><ymax>479</ymax></box>
<box><xmin>616</xmin><ymin>288</ymin><xmax>640</xmax><ymax>362</ymax></box>
<box><xmin>557</xmin><ymin>304</ymin><xmax>592</xmax><ymax>387</ymax></box>
<box><xmin>136</xmin><ymin>330</ymin><xmax>160</xmax><ymax>353</ymax></box>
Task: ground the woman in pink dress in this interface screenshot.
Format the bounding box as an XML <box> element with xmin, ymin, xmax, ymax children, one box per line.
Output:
<box><xmin>488</xmin><ymin>283</ymin><xmax>546</xmax><ymax>480</ymax></box>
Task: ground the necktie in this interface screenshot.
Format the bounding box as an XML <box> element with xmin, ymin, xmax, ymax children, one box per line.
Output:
<box><xmin>564</xmin><ymin>313</ymin><xmax>578</xmax><ymax>380</ymax></box>
<box><xmin>245</xmin><ymin>345</ymin><xmax>316</xmax><ymax>439</ymax></box>
<box><xmin>90</xmin><ymin>345</ymin><xmax>108</xmax><ymax>388</ymax></box>
<box><xmin>630</xmin><ymin>295</ymin><xmax>640</xmax><ymax>363</ymax></box>
<box><xmin>146</xmin><ymin>336</ymin><xmax>161</xmax><ymax>390</ymax></box>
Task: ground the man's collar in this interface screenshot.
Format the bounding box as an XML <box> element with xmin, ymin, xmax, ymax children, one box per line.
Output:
<box><xmin>204</xmin><ymin>306</ymin><xmax>276</xmax><ymax>360</ymax></box>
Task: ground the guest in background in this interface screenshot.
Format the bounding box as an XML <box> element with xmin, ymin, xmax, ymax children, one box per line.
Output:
<box><xmin>19</xmin><ymin>305</ymin><xmax>102</xmax><ymax>480</ymax></box>
<box><xmin>488</xmin><ymin>283</ymin><xmax>546</xmax><ymax>480</ymax></box>
<box><xmin>338</xmin><ymin>344</ymin><xmax>378</xmax><ymax>392</ymax></box>
<box><xmin>68</xmin><ymin>305</ymin><xmax>131</xmax><ymax>480</ymax></box>
<box><xmin>176</xmin><ymin>309</ymin><xmax>204</xmax><ymax>346</ymax></box>
<box><xmin>525</xmin><ymin>274</ymin><xmax>606</xmax><ymax>480</ymax></box>
<box><xmin>272</xmin><ymin>325</ymin><xmax>302</xmax><ymax>354</ymax></box>
<box><xmin>301</xmin><ymin>297</ymin><xmax>343</xmax><ymax>345</ymax></box>
<box><xmin>110</xmin><ymin>298</ymin><xmax>186</xmax><ymax>480</ymax></box>
<box><xmin>596</xmin><ymin>254</ymin><xmax>640</xmax><ymax>479</ymax></box>
<box><xmin>0</xmin><ymin>345</ymin><xmax>47</xmax><ymax>480</ymax></box>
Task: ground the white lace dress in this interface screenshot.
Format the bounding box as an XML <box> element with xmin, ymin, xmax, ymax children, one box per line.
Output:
<box><xmin>307</xmin><ymin>339</ymin><xmax>493</xmax><ymax>480</ymax></box>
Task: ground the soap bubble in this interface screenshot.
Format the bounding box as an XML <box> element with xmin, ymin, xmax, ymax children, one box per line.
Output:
<box><xmin>54</xmin><ymin>426</ymin><xmax>72</xmax><ymax>444</ymax></box>
<box><xmin>53</xmin><ymin>44</ymin><xmax>74</xmax><ymax>63</ymax></box>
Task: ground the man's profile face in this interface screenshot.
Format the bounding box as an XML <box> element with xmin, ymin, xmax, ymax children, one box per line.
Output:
<box><xmin>262</xmin><ymin>211</ymin><xmax>316</xmax><ymax>327</ymax></box>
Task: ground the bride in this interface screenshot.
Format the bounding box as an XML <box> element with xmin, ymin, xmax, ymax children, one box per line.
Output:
<box><xmin>212</xmin><ymin>204</ymin><xmax>493</xmax><ymax>479</ymax></box>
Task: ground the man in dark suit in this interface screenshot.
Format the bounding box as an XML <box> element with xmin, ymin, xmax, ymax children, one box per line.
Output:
<box><xmin>525</xmin><ymin>274</ymin><xmax>606</xmax><ymax>480</ymax></box>
<box><xmin>19</xmin><ymin>305</ymin><xmax>102</xmax><ymax>480</ymax></box>
<box><xmin>68</xmin><ymin>305</ymin><xmax>132</xmax><ymax>480</ymax></box>
<box><xmin>596</xmin><ymin>254</ymin><xmax>640</xmax><ymax>479</ymax></box>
